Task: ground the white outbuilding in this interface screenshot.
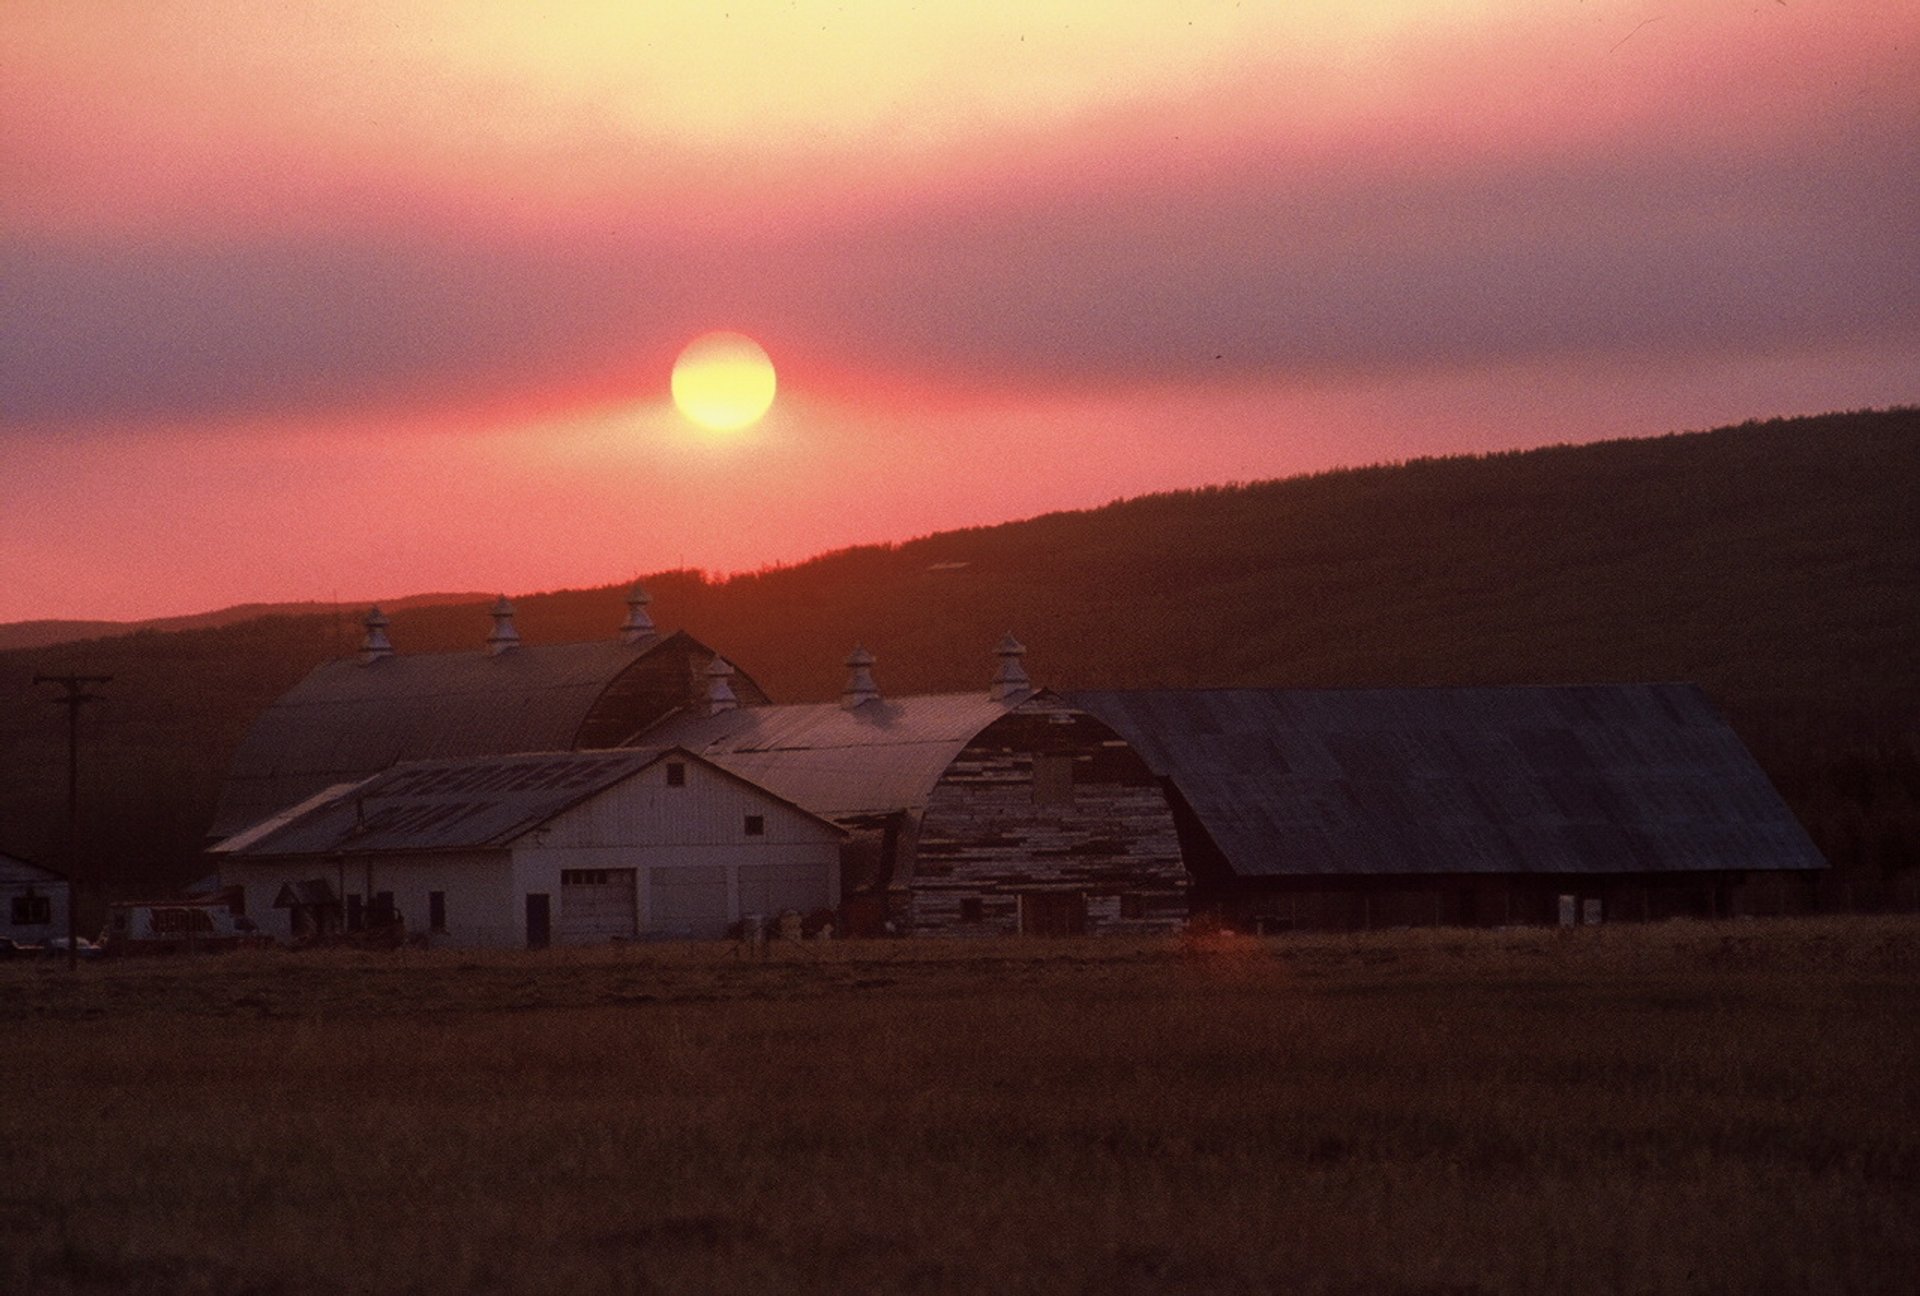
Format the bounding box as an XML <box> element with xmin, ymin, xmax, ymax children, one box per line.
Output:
<box><xmin>211</xmin><ymin>746</ymin><xmax>844</xmax><ymax>947</ymax></box>
<box><xmin>0</xmin><ymin>851</ymin><xmax>69</xmax><ymax>946</ymax></box>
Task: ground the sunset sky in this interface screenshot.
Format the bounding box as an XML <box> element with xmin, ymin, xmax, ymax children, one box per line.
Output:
<box><xmin>4</xmin><ymin>1</ymin><xmax>1915</xmax><ymax>623</ymax></box>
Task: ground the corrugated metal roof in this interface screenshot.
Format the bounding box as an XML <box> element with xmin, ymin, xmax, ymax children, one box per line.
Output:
<box><xmin>211</xmin><ymin>633</ymin><xmax>706</xmax><ymax>838</ymax></box>
<box><xmin>1066</xmin><ymin>685</ymin><xmax>1825</xmax><ymax>877</ymax></box>
<box><xmin>210</xmin><ymin>781</ymin><xmax>371</xmax><ymax>854</ymax></box>
<box><xmin>215</xmin><ymin>748</ymin><xmax>670</xmax><ymax>857</ymax></box>
<box><xmin>642</xmin><ymin>692</ymin><xmax>1020</xmax><ymax>819</ymax></box>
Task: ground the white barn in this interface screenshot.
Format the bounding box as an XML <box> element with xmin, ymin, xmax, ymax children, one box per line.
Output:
<box><xmin>211</xmin><ymin>747</ymin><xmax>844</xmax><ymax>947</ymax></box>
<box><xmin>1</xmin><ymin>851</ymin><xmax>70</xmax><ymax>946</ymax></box>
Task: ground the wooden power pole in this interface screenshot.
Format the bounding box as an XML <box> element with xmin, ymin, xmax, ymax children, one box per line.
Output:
<box><xmin>34</xmin><ymin>674</ymin><xmax>110</xmax><ymax>971</ymax></box>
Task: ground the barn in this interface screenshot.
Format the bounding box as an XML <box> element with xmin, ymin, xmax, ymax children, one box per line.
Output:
<box><xmin>1</xmin><ymin>851</ymin><xmax>69</xmax><ymax>946</ymax></box>
<box><xmin>209</xmin><ymin>589</ymin><xmax>765</xmax><ymax>841</ymax></box>
<box><xmin>1069</xmin><ymin>684</ymin><xmax>1827</xmax><ymax>930</ymax></box>
<box><xmin>211</xmin><ymin>746</ymin><xmax>844</xmax><ymax>946</ymax></box>
<box><xmin>644</xmin><ymin>641</ymin><xmax>1187</xmax><ymax>937</ymax></box>
<box><xmin>209</xmin><ymin>587</ymin><xmax>1825</xmax><ymax>943</ymax></box>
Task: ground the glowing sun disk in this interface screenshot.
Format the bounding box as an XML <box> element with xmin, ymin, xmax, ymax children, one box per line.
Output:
<box><xmin>671</xmin><ymin>332</ymin><xmax>777</xmax><ymax>432</ymax></box>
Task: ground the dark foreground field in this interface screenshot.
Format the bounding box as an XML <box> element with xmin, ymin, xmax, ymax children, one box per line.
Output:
<box><xmin>3</xmin><ymin>918</ymin><xmax>1916</xmax><ymax>1295</ymax></box>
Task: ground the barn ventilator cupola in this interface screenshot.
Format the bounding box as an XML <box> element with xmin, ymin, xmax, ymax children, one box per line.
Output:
<box><xmin>359</xmin><ymin>607</ymin><xmax>394</xmax><ymax>665</ymax></box>
<box><xmin>706</xmin><ymin>657</ymin><xmax>739</xmax><ymax>715</ymax></box>
<box><xmin>487</xmin><ymin>596</ymin><xmax>520</xmax><ymax>656</ymax></box>
<box><xmin>991</xmin><ymin>632</ymin><xmax>1030</xmax><ymax>700</ymax></box>
<box><xmin>620</xmin><ymin>581</ymin><xmax>655</xmax><ymax>644</ymax></box>
<box><xmin>842</xmin><ymin>646</ymin><xmax>880</xmax><ymax>709</ymax></box>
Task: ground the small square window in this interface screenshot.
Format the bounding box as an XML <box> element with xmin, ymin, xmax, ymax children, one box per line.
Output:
<box><xmin>10</xmin><ymin>894</ymin><xmax>51</xmax><ymax>926</ymax></box>
<box><xmin>959</xmin><ymin>898</ymin><xmax>985</xmax><ymax>923</ymax></box>
<box><xmin>1119</xmin><ymin>892</ymin><xmax>1148</xmax><ymax>920</ymax></box>
<box><xmin>744</xmin><ymin>814</ymin><xmax>765</xmax><ymax>836</ymax></box>
<box><xmin>665</xmin><ymin>762</ymin><xmax>687</xmax><ymax>787</ymax></box>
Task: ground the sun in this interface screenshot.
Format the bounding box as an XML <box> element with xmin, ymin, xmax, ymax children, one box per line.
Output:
<box><xmin>670</xmin><ymin>331</ymin><xmax>777</xmax><ymax>432</ymax></box>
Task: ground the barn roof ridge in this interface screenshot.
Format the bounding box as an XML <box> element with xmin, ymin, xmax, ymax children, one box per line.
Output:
<box><xmin>1065</xmin><ymin>683</ymin><xmax>1825</xmax><ymax>879</ymax></box>
<box><xmin>216</xmin><ymin>744</ymin><xmax>848</xmax><ymax>859</ymax></box>
<box><xmin>210</xmin><ymin>628</ymin><xmax>762</xmax><ymax>839</ymax></box>
<box><xmin>638</xmin><ymin>686</ymin><xmax>1041</xmax><ymax>820</ymax></box>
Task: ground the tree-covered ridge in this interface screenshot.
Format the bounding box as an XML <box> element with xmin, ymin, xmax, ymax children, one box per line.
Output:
<box><xmin>3</xmin><ymin>408</ymin><xmax>1914</xmax><ymax>901</ymax></box>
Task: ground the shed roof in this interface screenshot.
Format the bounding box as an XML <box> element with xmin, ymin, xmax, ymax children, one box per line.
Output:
<box><xmin>1066</xmin><ymin>685</ymin><xmax>1825</xmax><ymax>877</ymax></box>
<box><xmin>211</xmin><ymin>631</ymin><xmax>735</xmax><ymax>838</ymax></box>
<box><xmin>642</xmin><ymin>691</ymin><xmax>1023</xmax><ymax>820</ymax></box>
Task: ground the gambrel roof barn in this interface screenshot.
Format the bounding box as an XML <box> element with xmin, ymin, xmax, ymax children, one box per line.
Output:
<box><xmin>210</xmin><ymin>589</ymin><xmax>766</xmax><ymax>839</ymax></box>
<box><xmin>644</xmin><ymin>652</ymin><xmax>1187</xmax><ymax>937</ymax></box>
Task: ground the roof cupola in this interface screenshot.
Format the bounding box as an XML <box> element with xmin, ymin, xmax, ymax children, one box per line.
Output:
<box><xmin>359</xmin><ymin>607</ymin><xmax>394</xmax><ymax>665</ymax></box>
<box><xmin>842</xmin><ymin>646</ymin><xmax>880</xmax><ymax>709</ymax></box>
<box><xmin>991</xmin><ymin>632</ymin><xmax>1031</xmax><ymax>700</ymax></box>
<box><xmin>706</xmin><ymin>657</ymin><xmax>739</xmax><ymax>715</ymax></box>
<box><xmin>620</xmin><ymin>581</ymin><xmax>656</xmax><ymax>643</ymax></box>
<box><xmin>486</xmin><ymin>596</ymin><xmax>520</xmax><ymax>656</ymax></box>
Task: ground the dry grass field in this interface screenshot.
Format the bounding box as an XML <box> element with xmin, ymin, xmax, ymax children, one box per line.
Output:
<box><xmin>2</xmin><ymin>917</ymin><xmax>1916</xmax><ymax>1294</ymax></box>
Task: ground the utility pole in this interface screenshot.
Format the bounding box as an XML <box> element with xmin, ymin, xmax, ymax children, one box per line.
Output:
<box><xmin>34</xmin><ymin>674</ymin><xmax>110</xmax><ymax>971</ymax></box>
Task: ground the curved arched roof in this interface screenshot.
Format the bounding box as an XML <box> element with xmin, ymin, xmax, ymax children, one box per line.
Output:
<box><xmin>1069</xmin><ymin>684</ymin><xmax>1827</xmax><ymax>878</ymax></box>
<box><xmin>643</xmin><ymin>691</ymin><xmax>1027</xmax><ymax>821</ymax></box>
<box><xmin>212</xmin><ymin>632</ymin><xmax>759</xmax><ymax>838</ymax></box>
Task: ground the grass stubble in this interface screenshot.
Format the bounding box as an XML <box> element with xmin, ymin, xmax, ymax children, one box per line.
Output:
<box><xmin>1</xmin><ymin>917</ymin><xmax>1915</xmax><ymax>1294</ymax></box>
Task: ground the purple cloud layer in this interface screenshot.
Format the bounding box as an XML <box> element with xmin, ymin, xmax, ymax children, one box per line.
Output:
<box><xmin>4</xmin><ymin>93</ymin><xmax>1916</xmax><ymax>430</ymax></box>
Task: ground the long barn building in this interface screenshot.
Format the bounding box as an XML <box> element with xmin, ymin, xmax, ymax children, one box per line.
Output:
<box><xmin>206</xmin><ymin>589</ymin><xmax>1824</xmax><ymax>944</ymax></box>
<box><xmin>1068</xmin><ymin>685</ymin><xmax>1826</xmax><ymax>929</ymax></box>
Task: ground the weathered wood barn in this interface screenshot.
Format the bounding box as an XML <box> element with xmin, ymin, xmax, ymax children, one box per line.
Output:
<box><xmin>1</xmin><ymin>850</ymin><xmax>69</xmax><ymax>946</ymax></box>
<box><xmin>643</xmin><ymin>642</ymin><xmax>1187</xmax><ymax>937</ymax></box>
<box><xmin>1068</xmin><ymin>685</ymin><xmax>1827</xmax><ymax>930</ymax></box>
<box><xmin>212</xmin><ymin>746</ymin><xmax>843</xmax><ymax>946</ymax></box>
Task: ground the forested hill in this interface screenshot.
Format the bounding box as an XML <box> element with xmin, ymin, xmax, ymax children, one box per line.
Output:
<box><xmin>3</xmin><ymin>407</ymin><xmax>1916</xmax><ymax>893</ymax></box>
<box><xmin>0</xmin><ymin>590</ymin><xmax>491</xmax><ymax>653</ymax></box>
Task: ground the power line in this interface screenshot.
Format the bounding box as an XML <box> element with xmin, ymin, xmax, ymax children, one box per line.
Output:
<box><xmin>33</xmin><ymin>674</ymin><xmax>110</xmax><ymax>971</ymax></box>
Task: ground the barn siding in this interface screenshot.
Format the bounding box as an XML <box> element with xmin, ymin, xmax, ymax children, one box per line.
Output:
<box><xmin>913</xmin><ymin>698</ymin><xmax>1186</xmax><ymax>937</ymax></box>
<box><xmin>523</xmin><ymin>755</ymin><xmax>843</xmax><ymax>938</ymax></box>
<box><xmin>533</xmin><ymin>757</ymin><xmax>830</xmax><ymax>852</ymax></box>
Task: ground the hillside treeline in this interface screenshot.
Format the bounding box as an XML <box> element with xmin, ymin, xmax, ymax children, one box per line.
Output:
<box><xmin>3</xmin><ymin>408</ymin><xmax>1915</xmax><ymax>911</ymax></box>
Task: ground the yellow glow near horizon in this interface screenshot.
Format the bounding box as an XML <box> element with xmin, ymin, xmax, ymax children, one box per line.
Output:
<box><xmin>671</xmin><ymin>332</ymin><xmax>777</xmax><ymax>432</ymax></box>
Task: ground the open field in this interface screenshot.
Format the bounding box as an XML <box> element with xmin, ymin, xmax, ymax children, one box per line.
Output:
<box><xmin>3</xmin><ymin>918</ymin><xmax>1916</xmax><ymax>1294</ymax></box>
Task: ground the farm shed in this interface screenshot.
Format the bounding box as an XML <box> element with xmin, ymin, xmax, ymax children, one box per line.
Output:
<box><xmin>212</xmin><ymin>747</ymin><xmax>843</xmax><ymax>947</ymax></box>
<box><xmin>1068</xmin><ymin>684</ymin><xmax>1827</xmax><ymax>930</ymax></box>
<box><xmin>644</xmin><ymin>643</ymin><xmax>1186</xmax><ymax>936</ymax></box>
<box><xmin>0</xmin><ymin>851</ymin><xmax>69</xmax><ymax>945</ymax></box>
<box><xmin>209</xmin><ymin>588</ymin><xmax>766</xmax><ymax>840</ymax></box>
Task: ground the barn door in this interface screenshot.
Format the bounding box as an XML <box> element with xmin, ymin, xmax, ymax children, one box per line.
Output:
<box><xmin>525</xmin><ymin>893</ymin><xmax>551</xmax><ymax>950</ymax></box>
<box><xmin>648</xmin><ymin>866</ymin><xmax>729</xmax><ymax>939</ymax></box>
<box><xmin>1019</xmin><ymin>891</ymin><xmax>1087</xmax><ymax>937</ymax></box>
<box><xmin>559</xmin><ymin>869</ymin><xmax>638</xmax><ymax>943</ymax></box>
